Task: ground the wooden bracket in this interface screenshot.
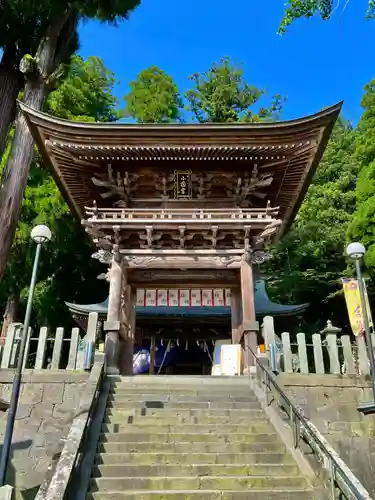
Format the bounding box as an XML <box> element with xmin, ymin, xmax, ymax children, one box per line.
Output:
<box><xmin>243</xmin><ymin>320</ymin><xmax>259</xmax><ymax>332</ymax></box>
<box><xmin>104</xmin><ymin>320</ymin><xmax>121</xmax><ymax>332</ymax></box>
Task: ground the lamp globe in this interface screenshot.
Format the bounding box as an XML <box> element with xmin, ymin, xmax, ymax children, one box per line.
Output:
<box><xmin>346</xmin><ymin>242</ymin><xmax>366</xmax><ymax>260</ymax></box>
<box><xmin>31</xmin><ymin>225</ymin><xmax>52</xmax><ymax>244</ymax></box>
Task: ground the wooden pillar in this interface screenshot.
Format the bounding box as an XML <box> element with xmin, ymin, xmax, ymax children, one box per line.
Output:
<box><xmin>240</xmin><ymin>253</ymin><xmax>259</xmax><ymax>370</ymax></box>
<box><xmin>103</xmin><ymin>253</ymin><xmax>123</xmax><ymax>375</ymax></box>
<box><xmin>231</xmin><ymin>289</ymin><xmax>242</xmax><ymax>345</ymax></box>
<box><xmin>149</xmin><ymin>335</ymin><xmax>156</xmax><ymax>375</ymax></box>
<box><xmin>119</xmin><ymin>284</ymin><xmax>135</xmax><ymax>375</ymax></box>
<box><xmin>130</xmin><ymin>289</ymin><xmax>137</xmax><ymax>344</ymax></box>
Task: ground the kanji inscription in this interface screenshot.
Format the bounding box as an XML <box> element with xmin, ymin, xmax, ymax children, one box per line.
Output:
<box><xmin>174</xmin><ymin>170</ymin><xmax>192</xmax><ymax>199</ymax></box>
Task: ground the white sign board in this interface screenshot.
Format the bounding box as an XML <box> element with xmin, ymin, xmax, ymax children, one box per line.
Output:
<box><xmin>220</xmin><ymin>344</ymin><xmax>241</xmax><ymax>376</ymax></box>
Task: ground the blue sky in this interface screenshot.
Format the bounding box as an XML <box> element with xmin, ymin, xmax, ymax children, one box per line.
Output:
<box><xmin>79</xmin><ymin>0</ymin><xmax>375</xmax><ymax>125</ymax></box>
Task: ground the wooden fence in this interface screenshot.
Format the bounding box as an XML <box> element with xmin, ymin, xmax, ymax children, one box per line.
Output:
<box><xmin>0</xmin><ymin>312</ymin><xmax>99</xmax><ymax>370</ymax></box>
<box><xmin>1</xmin><ymin>311</ymin><xmax>372</xmax><ymax>375</ymax></box>
<box><xmin>262</xmin><ymin>316</ymin><xmax>373</xmax><ymax>376</ymax></box>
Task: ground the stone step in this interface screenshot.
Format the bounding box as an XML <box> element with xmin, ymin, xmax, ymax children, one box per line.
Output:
<box><xmin>88</xmin><ymin>490</ymin><xmax>315</xmax><ymax>500</ymax></box>
<box><xmin>108</xmin><ymin>394</ymin><xmax>259</xmax><ymax>403</ymax></box>
<box><xmin>111</xmin><ymin>380</ymin><xmax>253</xmax><ymax>388</ymax></box>
<box><xmin>89</xmin><ymin>476</ymin><xmax>309</xmax><ymax>491</ymax></box>
<box><xmin>98</xmin><ymin>441</ymin><xmax>286</xmax><ymax>454</ymax></box>
<box><xmin>92</xmin><ymin>463</ymin><xmax>301</xmax><ymax>478</ymax></box>
<box><xmin>102</xmin><ymin>421</ymin><xmax>273</xmax><ymax>432</ymax></box>
<box><xmin>94</xmin><ymin>452</ymin><xmax>296</xmax><ymax>466</ymax></box>
<box><xmin>99</xmin><ymin>432</ymin><xmax>278</xmax><ymax>444</ymax></box>
<box><xmin>104</xmin><ymin>408</ymin><xmax>265</xmax><ymax>422</ymax></box>
<box><xmin>107</xmin><ymin>401</ymin><xmax>261</xmax><ymax>410</ymax></box>
<box><xmin>110</xmin><ymin>388</ymin><xmax>256</xmax><ymax>396</ymax></box>
<box><xmin>109</xmin><ymin>387</ymin><xmax>256</xmax><ymax>399</ymax></box>
<box><xmin>101</xmin><ymin>423</ymin><xmax>273</xmax><ymax>434</ymax></box>
<box><xmin>110</xmin><ymin>376</ymin><xmax>250</xmax><ymax>386</ymax></box>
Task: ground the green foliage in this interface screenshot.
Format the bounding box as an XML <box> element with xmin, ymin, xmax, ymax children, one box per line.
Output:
<box><xmin>0</xmin><ymin>0</ymin><xmax>140</xmax><ymax>158</ymax></box>
<box><xmin>0</xmin><ymin>55</ymin><xmax>118</xmax><ymax>327</ymax></box>
<box><xmin>264</xmin><ymin>120</ymin><xmax>360</xmax><ymax>326</ymax></box>
<box><xmin>124</xmin><ymin>66</ymin><xmax>183</xmax><ymax>123</ymax></box>
<box><xmin>185</xmin><ymin>57</ymin><xmax>285</xmax><ymax>123</ymax></box>
<box><xmin>279</xmin><ymin>0</ymin><xmax>374</xmax><ymax>34</ymax></box>
<box><xmin>348</xmin><ymin>79</ymin><xmax>375</xmax><ymax>271</ymax></box>
<box><xmin>47</xmin><ymin>55</ymin><xmax>119</xmax><ymax>122</ymax></box>
<box><xmin>4</xmin><ymin>49</ymin><xmax>375</xmax><ymax>336</ymax></box>
<box><xmin>0</xmin><ymin>0</ymin><xmax>141</xmax><ymax>51</ymax></box>
<box><xmin>78</xmin><ymin>0</ymin><xmax>140</xmax><ymax>23</ymax></box>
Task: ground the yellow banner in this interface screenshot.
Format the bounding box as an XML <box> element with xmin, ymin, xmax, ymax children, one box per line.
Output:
<box><xmin>342</xmin><ymin>278</ymin><xmax>373</xmax><ymax>336</ymax></box>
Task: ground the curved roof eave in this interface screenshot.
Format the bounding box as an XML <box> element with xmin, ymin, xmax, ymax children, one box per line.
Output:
<box><xmin>19</xmin><ymin>101</ymin><xmax>343</xmax><ymax>134</ymax></box>
<box><xmin>19</xmin><ymin>101</ymin><xmax>342</xmax><ymax>233</ymax></box>
<box><xmin>65</xmin><ymin>280</ymin><xmax>309</xmax><ymax>319</ymax></box>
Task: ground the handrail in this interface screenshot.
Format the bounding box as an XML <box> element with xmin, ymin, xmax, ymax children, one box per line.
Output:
<box><xmin>246</xmin><ymin>346</ymin><xmax>372</xmax><ymax>500</ymax></box>
<box><xmin>34</xmin><ymin>362</ymin><xmax>104</xmax><ymax>500</ymax></box>
<box><xmin>85</xmin><ymin>209</ymin><xmax>278</xmax><ymax>221</ymax></box>
<box><xmin>85</xmin><ymin>206</ymin><xmax>280</xmax><ymax>213</ymax></box>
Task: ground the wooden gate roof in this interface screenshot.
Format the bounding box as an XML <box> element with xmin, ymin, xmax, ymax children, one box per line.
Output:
<box><xmin>19</xmin><ymin>101</ymin><xmax>342</xmax><ymax>235</ymax></box>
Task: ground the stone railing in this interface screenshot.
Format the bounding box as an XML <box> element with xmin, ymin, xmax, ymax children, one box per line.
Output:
<box><xmin>249</xmin><ymin>345</ymin><xmax>372</xmax><ymax>500</ymax></box>
<box><xmin>262</xmin><ymin>316</ymin><xmax>373</xmax><ymax>376</ymax></box>
<box><xmin>0</xmin><ymin>313</ymin><xmax>99</xmax><ymax>371</ymax></box>
<box><xmin>34</xmin><ymin>361</ymin><xmax>104</xmax><ymax>500</ymax></box>
<box><xmin>0</xmin><ymin>369</ymin><xmax>90</xmax><ymax>495</ymax></box>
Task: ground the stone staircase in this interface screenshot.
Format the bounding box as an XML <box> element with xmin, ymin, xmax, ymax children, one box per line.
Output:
<box><xmin>86</xmin><ymin>376</ymin><xmax>318</xmax><ymax>499</ymax></box>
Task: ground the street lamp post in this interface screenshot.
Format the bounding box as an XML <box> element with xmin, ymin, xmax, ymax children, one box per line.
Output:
<box><xmin>346</xmin><ymin>242</ymin><xmax>375</xmax><ymax>415</ymax></box>
<box><xmin>0</xmin><ymin>225</ymin><xmax>51</xmax><ymax>486</ymax></box>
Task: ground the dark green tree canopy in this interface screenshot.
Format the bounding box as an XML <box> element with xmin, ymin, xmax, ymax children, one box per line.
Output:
<box><xmin>185</xmin><ymin>57</ymin><xmax>285</xmax><ymax>123</ymax></box>
<box><xmin>0</xmin><ymin>0</ymin><xmax>141</xmax><ymax>283</ymax></box>
<box><xmin>279</xmin><ymin>0</ymin><xmax>375</xmax><ymax>34</ymax></box>
<box><xmin>0</xmin><ymin>55</ymin><xmax>119</xmax><ymax>326</ymax></box>
<box><xmin>347</xmin><ymin>79</ymin><xmax>375</xmax><ymax>270</ymax></box>
<box><xmin>264</xmin><ymin>119</ymin><xmax>360</xmax><ymax>328</ymax></box>
<box><xmin>124</xmin><ymin>66</ymin><xmax>183</xmax><ymax>123</ymax></box>
<box><xmin>47</xmin><ymin>55</ymin><xmax>119</xmax><ymax>122</ymax></box>
<box><xmin>4</xmin><ymin>51</ymin><xmax>375</xmax><ymax>333</ymax></box>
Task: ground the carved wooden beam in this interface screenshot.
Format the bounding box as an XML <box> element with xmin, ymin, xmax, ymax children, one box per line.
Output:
<box><xmin>138</xmin><ymin>227</ymin><xmax>162</xmax><ymax>249</ymax></box>
<box><xmin>91</xmin><ymin>166</ymin><xmax>140</xmax><ymax>208</ymax></box>
<box><xmin>255</xmin><ymin>219</ymin><xmax>283</xmax><ymax>243</ymax></box>
<box><xmin>161</xmin><ymin>173</ymin><xmax>169</xmax><ymax>199</ymax></box>
<box><xmin>179</xmin><ymin>226</ymin><xmax>185</xmax><ymax>248</ymax></box>
<box><xmin>222</xmin><ymin>168</ymin><xmax>274</xmax><ymax>206</ymax></box>
<box><xmin>251</xmin><ymin>250</ymin><xmax>272</xmax><ymax>264</ymax></box>
<box><xmin>197</xmin><ymin>175</ymin><xmax>205</xmax><ymax>199</ymax></box>
<box><xmin>155</xmin><ymin>172</ymin><xmax>173</xmax><ymax>199</ymax></box>
<box><xmin>211</xmin><ymin>226</ymin><xmax>218</xmax><ymax>249</ymax></box>
<box><xmin>235</xmin><ymin>178</ymin><xmax>242</xmax><ymax>198</ymax></box>
<box><xmin>194</xmin><ymin>174</ymin><xmax>212</xmax><ymax>199</ymax></box>
<box><xmin>123</xmin><ymin>172</ymin><xmax>132</xmax><ymax>200</ymax></box>
<box><xmin>201</xmin><ymin>226</ymin><xmax>222</xmax><ymax>249</ymax></box>
<box><xmin>119</xmin><ymin>248</ymin><xmax>244</xmax><ymax>255</ymax></box>
<box><xmin>92</xmin><ymin>249</ymin><xmax>112</xmax><ymax>264</ymax></box>
<box><xmin>170</xmin><ymin>228</ymin><xmax>194</xmax><ymax>248</ymax></box>
<box><xmin>131</xmin><ymin>269</ymin><xmax>238</xmax><ymax>283</ymax></box>
<box><xmin>244</xmin><ymin>225</ymin><xmax>251</xmax><ymax>253</ymax></box>
<box><xmin>85</xmin><ymin>226</ymin><xmax>113</xmax><ymax>249</ymax></box>
<box><xmin>124</xmin><ymin>255</ymin><xmax>242</xmax><ymax>269</ymax></box>
<box><xmin>146</xmin><ymin>226</ymin><xmax>153</xmax><ymax>248</ymax></box>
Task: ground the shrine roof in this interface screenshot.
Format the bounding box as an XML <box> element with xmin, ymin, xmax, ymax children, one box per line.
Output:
<box><xmin>20</xmin><ymin>101</ymin><xmax>342</xmax><ymax>234</ymax></box>
<box><xmin>65</xmin><ymin>280</ymin><xmax>309</xmax><ymax>319</ymax></box>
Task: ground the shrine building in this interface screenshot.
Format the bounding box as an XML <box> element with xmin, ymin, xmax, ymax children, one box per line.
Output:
<box><xmin>20</xmin><ymin>101</ymin><xmax>342</xmax><ymax>375</ymax></box>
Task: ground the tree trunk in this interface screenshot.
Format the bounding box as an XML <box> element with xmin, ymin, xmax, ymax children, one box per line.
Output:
<box><xmin>0</xmin><ymin>292</ymin><xmax>19</xmax><ymax>345</ymax></box>
<box><xmin>0</xmin><ymin>77</ymin><xmax>46</xmax><ymax>281</ymax></box>
<box><xmin>0</xmin><ymin>12</ymin><xmax>73</xmax><ymax>282</ymax></box>
<box><xmin>0</xmin><ymin>46</ymin><xmax>22</xmax><ymax>162</ymax></box>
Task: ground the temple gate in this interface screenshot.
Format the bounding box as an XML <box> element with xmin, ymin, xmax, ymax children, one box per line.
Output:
<box><xmin>20</xmin><ymin>102</ymin><xmax>341</xmax><ymax>374</ymax></box>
